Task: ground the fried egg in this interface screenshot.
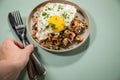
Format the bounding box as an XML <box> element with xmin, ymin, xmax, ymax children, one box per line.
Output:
<box><xmin>34</xmin><ymin>3</ymin><xmax>76</xmax><ymax>40</ymax></box>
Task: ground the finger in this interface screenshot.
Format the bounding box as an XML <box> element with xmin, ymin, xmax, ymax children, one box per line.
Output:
<box><xmin>4</xmin><ymin>38</ymin><xmax>24</xmax><ymax>49</ymax></box>
<box><xmin>23</xmin><ymin>44</ymin><xmax>34</xmax><ymax>56</ymax></box>
<box><xmin>13</xmin><ymin>39</ymin><xmax>24</xmax><ymax>49</ymax></box>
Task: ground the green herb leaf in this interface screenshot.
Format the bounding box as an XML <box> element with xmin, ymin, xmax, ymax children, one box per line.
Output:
<box><xmin>58</xmin><ymin>5</ymin><xmax>63</xmax><ymax>10</ymax></box>
<box><xmin>84</xmin><ymin>23</ymin><xmax>88</xmax><ymax>28</ymax></box>
<box><xmin>45</xmin><ymin>25</ymin><xmax>49</xmax><ymax>29</ymax></box>
<box><xmin>62</xmin><ymin>12</ymin><xmax>68</xmax><ymax>19</ymax></box>
<box><xmin>49</xmin><ymin>23</ymin><xmax>55</xmax><ymax>29</ymax></box>
<box><xmin>48</xmin><ymin>7</ymin><xmax>52</xmax><ymax>10</ymax></box>
<box><xmin>57</xmin><ymin>5</ymin><xmax>63</xmax><ymax>11</ymax></box>
<box><xmin>42</xmin><ymin>12</ymin><xmax>47</xmax><ymax>16</ymax></box>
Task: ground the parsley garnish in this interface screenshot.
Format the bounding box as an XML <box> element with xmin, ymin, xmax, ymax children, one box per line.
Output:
<box><xmin>48</xmin><ymin>7</ymin><xmax>52</xmax><ymax>10</ymax></box>
<box><xmin>62</xmin><ymin>12</ymin><xmax>68</xmax><ymax>19</ymax></box>
<box><xmin>45</xmin><ymin>25</ymin><xmax>49</xmax><ymax>29</ymax></box>
<box><xmin>42</xmin><ymin>12</ymin><xmax>50</xmax><ymax>19</ymax></box>
<box><xmin>42</xmin><ymin>12</ymin><xmax>47</xmax><ymax>16</ymax></box>
<box><xmin>49</xmin><ymin>23</ymin><xmax>55</xmax><ymax>29</ymax></box>
<box><xmin>57</xmin><ymin>5</ymin><xmax>63</xmax><ymax>11</ymax></box>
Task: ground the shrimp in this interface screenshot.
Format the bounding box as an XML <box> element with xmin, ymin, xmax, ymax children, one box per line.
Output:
<box><xmin>47</xmin><ymin>33</ymin><xmax>52</xmax><ymax>41</ymax></box>
<box><xmin>74</xmin><ymin>18</ymin><xmax>80</xmax><ymax>26</ymax></box>
<box><xmin>68</xmin><ymin>21</ymin><xmax>76</xmax><ymax>31</ymax></box>
<box><xmin>64</xmin><ymin>29</ymin><xmax>71</xmax><ymax>35</ymax></box>
<box><xmin>32</xmin><ymin>30</ymin><xmax>37</xmax><ymax>39</ymax></box>
<box><xmin>32</xmin><ymin>23</ymin><xmax>38</xmax><ymax>31</ymax></box>
<box><xmin>69</xmin><ymin>32</ymin><xmax>76</xmax><ymax>42</ymax></box>
<box><xmin>80</xmin><ymin>23</ymin><xmax>85</xmax><ymax>29</ymax></box>
<box><xmin>52</xmin><ymin>35</ymin><xmax>59</xmax><ymax>41</ymax></box>
<box><xmin>75</xmin><ymin>35</ymin><xmax>83</xmax><ymax>42</ymax></box>
<box><xmin>63</xmin><ymin>38</ymin><xmax>70</xmax><ymax>46</ymax></box>
<box><xmin>64</xmin><ymin>29</ymin><xmax>76</xmax><ymax>42</ymax></box>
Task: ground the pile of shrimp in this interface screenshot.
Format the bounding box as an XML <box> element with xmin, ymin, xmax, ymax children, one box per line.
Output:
<box><xmin>32</xmin><ymin>17</ymin><xmax>88</xmax><ymax>50</ymax></box>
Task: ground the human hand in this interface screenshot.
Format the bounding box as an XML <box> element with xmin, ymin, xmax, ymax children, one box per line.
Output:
<box><xmin>0</xmin><ymin>38</ymin><xmax>34</xmax><ymax>80</ymax></box>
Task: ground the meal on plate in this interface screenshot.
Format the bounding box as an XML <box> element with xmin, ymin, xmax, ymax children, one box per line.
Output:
<box><xmin>31</xmin><ymin>3</ymin><xmax>88</xmax><ymax>50</ymax></box>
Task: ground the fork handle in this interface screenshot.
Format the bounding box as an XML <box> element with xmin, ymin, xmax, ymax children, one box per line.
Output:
<box><xmin>22</xmin><ymin>39</ymin><xmax>46</xmax><ymax>75</ymax></box>
<box><xmin>22</xmin><ymin>40</ymin><xmax>37</xmax><ymax>79</ymax></box>
<box><xmin>27</xmin><ymin>58</ymin><xmax>37</xmax><ymax>80</ymax></box>
<box><xmin>31</xmin><ymin>52</ymin><xmax>46</xmax><ymax>75</ymax></box>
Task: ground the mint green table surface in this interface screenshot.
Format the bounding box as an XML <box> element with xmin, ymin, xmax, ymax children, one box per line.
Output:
<box><xmin>0</xmin><ymin>0</ymin><xmax>120</xmax><ymax>80</ymax></box>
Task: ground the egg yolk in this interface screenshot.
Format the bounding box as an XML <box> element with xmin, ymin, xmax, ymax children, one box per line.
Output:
<box><xmin>48</xmin><ymin>15</ymin><xmax>65</xmax><ymax>32</ymax></box>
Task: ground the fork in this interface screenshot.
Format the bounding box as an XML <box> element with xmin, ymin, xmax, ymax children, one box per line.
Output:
<box><xmin>11</xmin><ymin>11</ymin><xmax>46</xmax><ymax>78</ymax></box>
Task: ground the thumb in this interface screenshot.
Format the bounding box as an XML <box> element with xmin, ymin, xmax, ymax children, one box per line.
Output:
<box><xmin>23</xmin><ymin>44</ymin><xmax>34</xmax><ymax>56</ymax></box>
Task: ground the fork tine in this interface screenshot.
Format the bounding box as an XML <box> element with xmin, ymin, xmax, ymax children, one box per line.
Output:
<box><xmin>12</xmin><ymin>11</ymin><xmax>18</xmax><ymax>25</ymax></box>
<box><xmin>17</xmin><ymin>11</ymin><xmax>23</xmax><ymax>24</ymax></box>
<box><xmin>12</xmin><ymin>11</ymin><xmax>23</xmax><ymax>25</ymax></box>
